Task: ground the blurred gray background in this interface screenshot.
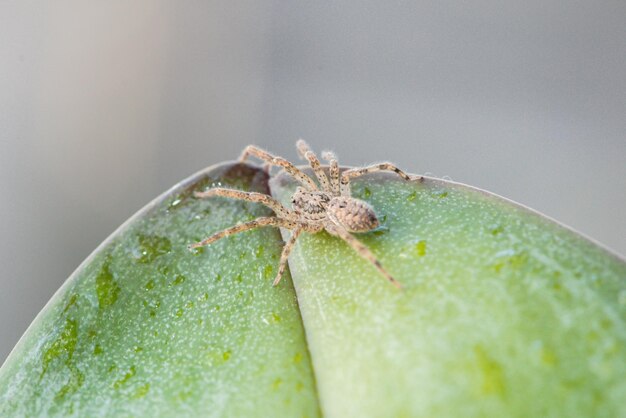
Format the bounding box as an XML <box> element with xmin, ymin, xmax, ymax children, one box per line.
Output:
<box><xmin>1</xmin><ymin>1</ymin><xmax>625</xmax><ymax>363</ymax></box>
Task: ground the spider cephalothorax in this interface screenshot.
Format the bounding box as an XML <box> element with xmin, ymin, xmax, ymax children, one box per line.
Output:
<box><xmin>189</xmin><ymin>140</ymin><xmax>416</xmax><ymax>288</ymax></box>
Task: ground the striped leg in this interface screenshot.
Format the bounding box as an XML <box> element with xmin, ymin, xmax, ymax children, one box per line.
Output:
<box><xmin>194</xmin><ymin>188</ymin><xmax>295</xmax><ymax>220</ymax></box>
<box><xmin>239</xmin><ymin>145</ymin><xmax>318</xmax><ymax>190</ymax></box>
<box><xmin>326</xmin><ymin>224</ymin><xmax>402</xmax><ymax>289</ymax></box>
<box><xmin>296</xmin><ymin>139</ymin><xmax>331</xmax><ymax>192</ymax></box>
<box><xmin>340</xmin><ymin>162</ymin><xmax>412</xmax><ymax>196</ymax></box>
<box><xmin>189</xmin><ymin>217</ymin><xmax>297</xmax><ymax>249</ymax></box>
<box><xmin>273</xmin><ymin>227</ymin><xmax>302</xmax><ymax>286</ymax></box>
<box><xmin>322</xmin><ymin>150</ymin><xmax>340</xmax><ymax>196</ymax></box>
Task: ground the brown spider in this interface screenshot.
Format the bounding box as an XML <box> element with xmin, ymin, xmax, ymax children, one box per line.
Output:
<box><xmin>189</xmin><ymin>140</ymin><xmax>416</xmax><ymax>289</ymax></box>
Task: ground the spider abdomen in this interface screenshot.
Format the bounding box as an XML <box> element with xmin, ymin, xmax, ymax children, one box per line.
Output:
<box><xmin>328</xmin><ymin>196</ymin><xmax>379</xmax><ymax>233</ymax></box>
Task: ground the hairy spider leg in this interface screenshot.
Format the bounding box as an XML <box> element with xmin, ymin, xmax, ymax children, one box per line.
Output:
<box><xmin>239</xmin><ymin>145</ymin><xmax>318</xmax><ymax>191</ymax></box>
<box><xmin>326</xmin><ymin>224</ymin><xmax>402</xmax><ymax>289</ymax></box>
<box><xmin>189</xmin><ymin>217</ymin><xmax>298</xmax><ymax>249</ymax></box>
<box><xmin>340</xmin><ymin>162</ymin><xmax>413</xmax><ymax>196</ymax></box>
<box><xmin>194</xmin><ymin>188</ymin><xmax>296</xmax><ymax>220</ymax></box>
<box><xmin>321</xmin><ymin>150</ymin><xmax>340</xmax><ymax>196</ymax></box>
<box><xmin>296</xmin><ymin>139</ymin><xmax>331</xmax><ymax>193</ymax></box>
<box><xmin>273</xmin><ymin>227</ymin><xmax>303</xmax><ymax>286</ymax></box>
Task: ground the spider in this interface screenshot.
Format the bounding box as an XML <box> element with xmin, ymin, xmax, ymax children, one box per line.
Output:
<box><xmin>189</xmin><ymin>140</ymin><xmax>417</xmax><ymax>289</ymax></box>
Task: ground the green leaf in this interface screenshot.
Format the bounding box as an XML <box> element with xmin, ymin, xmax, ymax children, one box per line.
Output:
<box><xmin>2</xmin><ymin>162</ymin><xmax>625</xmax><ymax>418</ymax></box>
<box><xmin>270</xmin><ymin>172</ymin><xmax>626</xmax><ymax>418</ymax></box>
<box><xmin>0</xmin><ymin>163</ymin><xmax>320</xmax><ymax>418</ymax></box>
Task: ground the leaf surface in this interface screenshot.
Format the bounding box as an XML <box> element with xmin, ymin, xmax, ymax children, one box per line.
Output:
<box><xmin>0</xmin><ymin>163</ymin><xmax>320</xmax><ymax>418</ymax></box>
<box><xmin>2</xmin><ymin>163</ymin><xmax>625</xmax><ymax>418</ymax></box>
<box><xmin>270</xmin><ymin>171</ymin><xmax>626</xmax><ymax>418</ymax></box>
